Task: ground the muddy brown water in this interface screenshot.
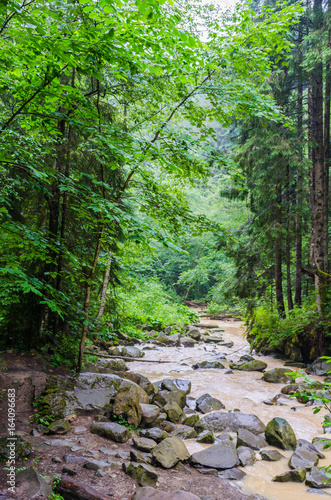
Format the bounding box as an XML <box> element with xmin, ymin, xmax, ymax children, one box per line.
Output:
<box><xmin>129</xmin><ymin>316</ymin><xmax>331</xmax><ymax>500</ymax></box>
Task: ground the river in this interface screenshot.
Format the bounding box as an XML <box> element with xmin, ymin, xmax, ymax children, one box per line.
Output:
<box><xmin>128</xmin><ymin>315</ymin><xmax>331</xmax><ymax>500</ymax></box>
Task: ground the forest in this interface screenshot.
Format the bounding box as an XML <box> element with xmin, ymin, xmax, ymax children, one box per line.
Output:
<box><xmin>0</xmin><ymin>0</ymin><xmax>330</xmax><ymax>370</ymax></box>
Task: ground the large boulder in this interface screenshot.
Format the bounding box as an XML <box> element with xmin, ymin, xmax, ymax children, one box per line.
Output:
<box><xmin>117</xmin><ymin>372</ymin><xmax>155</xmax><ymax>396</ymax></box>
<box><xmin>196</xmin><ymin>430</ymin><xmax>215</xmax><ymax>443</ymax></box>
<box><xmin>123</xmin><ymin>462</ymin><xmax>158</xmax><ymax>487</ymax></box>
<box><xmin>288</xmin><ymin>447</ymin><xmax>319</xmax><ymax>470</ymax></box>
<box><xmin>140</xmin><ymin>404</ymin><xmax>161</xmax><ymax>426</ymax></box>
<box><xmin>164</xmin><ymin>402</ymin><xmax>184</xmax><ymax>423</ymax></box>
<box><xmin>262</xmin><ymin>368</ymin><xmax>293</xmax><ymax>384</ymax></box>
<box><xmin>195</xmin><ymin>412</ymin><xmax>265</xmax><ymax>436</ymax></box>
<box><xmin>113</xmin><ymin>382</ymin><xmax>148</xmax><ymax>428</ymax></box>
<box><xmin>237</xmin><ymin>446</ymin><xmax>256</xmax><ymax>466</ymax></box>
<box><xmin>153</xmin><ymin>388</ymin><xmax>187</xmax><ymax>409</ymax></box>
<box><xmin>181</xmin><ymin>337</ymin><xmax>197</xmax><ymax>347</ymax></box>
<box><xmin>195</xmin><ymin>394</ymin><xmax>225</xmax><ymax>413</ymax></box>
<box><xmin>152</xmin><ymin>437</ymin><xmax>190</xmax><ymax>468</ymax></box>
<box><xmin>172</xmin><ymin>426</ymin><xmax>197</xmax><ymax>440</ymax></box>
<box><xmin>237</xmin><ymin>428</ymin><xmax>267</xmax><ymax>450</ymax></box>
<box><xmin>305</xmin><ymin>466</ymin><xmax>331</xmax><ymax>488</ymax></box>
<box><xmin>15</xmin><ymin>468</ymin><xmax>52</xmax><ymax>499</ymax></box>
<box><xmin>155</xmin><ymin>332</ymin><xmax>179</xmax><ymax>346</ymax></box>
<box><xmin>133</xmin><ymin>437</ymin><xmax>157</xmax><ymax>452</ymax></box>
<box><xmin>265</xmin><ymin>417</ymin><xmax>297</xmax><ymax>450</ymax></box>
<box><xmin>190</xmin><ymin>440</ymin><xmax>239</xmax><ymax>469</ymax></box>
<box><xmin>131</xmin><ymin>487</ymin><xmax>201</xmax><ymax>500</ymax></box>
<box><xmin>260</xmin><ymin>449</ymin><xmax>284</xmax><ymax>461</ymax></box>
<box><xmin>90</xmin><ymin>422</ymin><xmax>130</xmax><ymax>443</ymax></box>
<box><xmin>192</xmin><ymin>361</ymin><xmax>225</xmax><ymax>370</ymax></box>
<box><xmin>44</xmin><ymin>418</ymin><xmax>70</xmax><ymax>435</ymax></box>
<box><xmin>229</xmin><ymin>360</ymin><xmax>267</xmax><ymax>372</ymax></box>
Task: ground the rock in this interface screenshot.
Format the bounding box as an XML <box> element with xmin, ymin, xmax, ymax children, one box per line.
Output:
<box><xmin>237</xmin><ymin>428</ymin><xmax>267</xmax><ymax>450</ymax></box>
<box><xmin>152</xmin><ymin>437</ymin><xmax>190</xmax><ymax>468</ymax></box>
<box><xmin>306</xmin><ymin>466</ymin><xmax>331</xmax><ymax>488</ymax></box>
<box><xmin>262</xmin><ymin>368</ymin><xmax>293</xmax><ymax>384</ymax></box>
<box><xmin>195</xmin><ymin>412</ymin><xmax>265</xmax><ymax>435</ymax></box>
<box><xmin>284</xmin><ymin>361</ymin><xmax>307</xmax><ymax>368</ymax></box>
<box><xmin>297</xmin><ymin>439</ymin><xmax>325</xmax><ymax>458</ymax></box>
<box><xmin>307</xmin><ymin>358</ymin><xmax>331</xmax><ymax>376</ymax></box>
<box><xmin>62</xmin><ymin>467</ymin><xmax>77</xmax><ymax>476</ymax></box>
<box><xmin>240</xmin><ymin>355</ymin><xmax>255</xmax><ymax>362</ymax></box>
<box><xmin>139</xmin><ymin>428</ymin><xmax>170</xmax><ymax>443</ymax></box>
<box><xmin>83</xmin><ymin>459</ymin><xmax>113</xmax><ymax>471</ymax></box>
<box><xmin>189</xmin><ymin>328</ymin><xmax>202</xmax><ymax>340</ymax></box>
<box><xmin>192</xmin><ymin>361</ymin><xmax>225</xmax><ymax>370</ymax></box>
<box><xmin>90</xmin><ymin>422</ymin><xmax>130</xmax><ymax>443</ymax></box>
<box><xmin>133</xmin><ymin>437</ymin><xmax>157</xmax><ymax>452</ymax></box>
<box><xmin>218</xmin><ymin>468</ymin><xmax>246</xmax><ymax>480</ymax></box>
<box><xmin>131</xmin><ymin>486</ymin><xmax>201</xmax><ymax>500</ymax></box>
<box><xmin>113</xmin><ymin>382</ymin><xmax>149</xmax><ymax>428</ymax></box>
<box><xmin>260</xmin><ymin>449</ymin><xmax>284</xmax><ymax>461</ymax></box>
<box><xmin>183</xmin><ymin>414</ymin><xmax>199</xmax><ymax>427</ymax></box>
<box><xmin>111</xmin><ymin>346</ymin><xmax>145</xmax><ymax>358</ymax></box>
<box><xmin>273</xmin><ymin>469</ymin><xmax>306</xmax><ymax>482</ymax></box>
<box><xmin>237</xmin><ymin>446</ymin><xmax>256</xmax><ymax>466</ymax></box>
<box><xmin>158</xmin><ymin>420</ymin><xmax>177</xmax><ymax>433</ymax></box>
<box><xmin>55</xmin><ymin>475</ymin><xmax>110</xmax><ymax>499</ymax></box>
<box><xmin>230</xmin><ymin>360</ymin><xmax>267</xmax><ymax>372</ymax></box>
<box><xmin>195</xmin><ymin>394</ymin><xmax>225</xmax><ymax>413</ymax></box>
<box><xmin>130</xmin><ymin>449</ymin><xmax>153</xmax><ymax>464</ymax></box>
<box><xmin>203</xmin><ymin>336</ymin><xmax>226</xmax><ymax>344</ymax></box>
<box><xmin>289</xmin><ymin>447</ymin><xmax>319</xmax><ymax>469</ymax></box>
<box><xmin>15</xmin><ymin>468</ymin><xmax>53</xmax><ymax>499</ymax></box>
<box><xmin>140</xmin><ymin>404</ymin><xmax>160</xmax><ymax>426</ymax></box>
<box><xmin>172</xmin><ymin>426</ymin><xmax>197</xmax><ymax>440</ymax></box>
<box><xmin>63</xmin><ymin>454</ymin><xmax>86</xmax><ymax>463</ymax></box>
<box><xmin>123</xmin><ymin>462</ymin><xmax>158</xmax><ymax>487</ymax></box>
<box><xmin>84</xmin><ymin>358</ymin><xmax>128</xmax><ymax>373</ymax></box>
<box><xmin>74</xmin><ymin>372</ymin><xmax>122</xmax><ymax>391</ymax></box>
<box><xmin>155</xmin><ymin>332</ymin><xmax>179</xmax><ymax>346</ymax></box>
<box><xmin>153</xmin><ymin>389</ymin><xmax>187</xmax><ymax>409</ymax></box>
<box><xmin>265</xmin><ymin>417</ymin><xmax>297</xmax><ymax>450</ymax></box>
<box><xmin>118</xmin><ymin>372</ymin><xmax>155</xmax><ymax>396</ymax></box>
<box><xmin>196</xmin><ymin>430</ymin><xmax>215</xmax><ymax>443</ymax></box>
<box><xmin>0</xmin><ymin>436</ymin><xmax>32</xmax><ymax>460</ymax></box>
<box><xmin>281</xmin><ymin>383</ymin><xmax>299</xmax><ymax>395</ymax></box>
<box><xmin>181</xmin><ymin>337</ymin><xmax>197</xmax><ymax>347</ymax></box>
<box><xmin>153</xmin><ymin>379</ymin><xmax>191</xmax><ymax>395</ymax></box>
<box><xmin>191</xmin><ymin>440</ymin><xmax>239</xmax><ymax>469</ymax></box>
<box><xmin>44</xmin><ymin>418</ymin><xmax>70</xmax><ymax>435</ymax></box>
<box><xmin>263</xmin><ymin>394</ymin><xmax>288</xmax><ymax>406</ymax></box>
<box><xmin>164</xmin><ymin>402</ymin><xmax>184</xmax><ymax>423</ymax></box>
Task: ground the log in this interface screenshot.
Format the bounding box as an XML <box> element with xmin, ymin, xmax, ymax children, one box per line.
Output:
<box><xmin>55</xmin><ymin>475</ymin><xmax>117</xmax><ymax>500</ymax></box>
<box><xmin>85</xmin><ymin>353</ymin><xmax>172</xmax><ymax>363</ymax></box>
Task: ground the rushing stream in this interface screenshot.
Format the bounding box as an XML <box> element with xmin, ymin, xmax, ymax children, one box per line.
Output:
<box><xmin>129</xmin><ymin>315</ymin><xmax>331</xmax><ymax>500</ymax></box>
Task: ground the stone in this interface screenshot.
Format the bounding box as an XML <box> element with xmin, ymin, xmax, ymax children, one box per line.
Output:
<box><xmin>237</xmin><ymin>446</ymin><xmax>256</xmax><ymax>466</ymax></box>
<box><xmin>153</xmin><ymin>379</ymin><xmax>191</xmax><ymax>395</ymax></box>
<box><xmin>84</xmin><ymin>358</ymin><xmax>128</xmax><ymax>373</ymax></box>
<box><xmin>83</xmin><ymin>459</ymin><xmax>112</xmax><ymax>471</ymax></box>
<box><xmin>118</xmin><ymin>372</ymin><xmax>155</xmax><ymax>396</ymax></box>
<box><xmin>123</xmin><ymin>461</ymin><xmax>158</xmax><ymax>486</ymax></box>
<box><xmin>172</xmin><ymin>426</ymin><xmax>197</xmax><ymax>440</ymax></box>
<box><xmin>90</xmin><ymin>422</ymin><xmax>130</xmax><ymax>443</ymax></box>
<box><xmin>164</xmin><ymin>402</ymin><xmax>184</xmax><ymax>423</ymax></box>
<box><xmin>44</xmin><ymin>418</ymin><xmax>71</xmax><ymax>435</ymax></box>
<box><xmin>192</xmin><ymin>361</ymin><xmax>225</xmax><ymax>370</ymax></box>
<box><xmin>0</xmin><ymin>436</ymin><xmax>32</xmax><ymax>460</ymax></box>
<box><xmin>297</xmin><ymin>439</ymin><xmax>325</xmax><ymax>459</ymax></box>
<box><xmin>152</xmin><ymin>437</ymin><xmax>190</xmax><ymax>468</ymax></box>
<box><xmin>189</xmin><ymin>328</ymin><xmax>202</xmax><ymax>340</ymax></box>
<box><xmin>113</xmin><ymin>382</ymin><xmax>149</xmax><ymax>428</ymax></box>
<box><xmin>273</xmin><ymin>469</ymin><xmax>306</xmax><ymax>482</ymax></box>
<box><xmin>196</xmin><ymin>430</ymin><xmax>215</xmax><ymax>443</ymax></box>
<box><xmin>153</xmin><ymin>389</ymin><xmax>187</xmax><ymax>409</ymax></box>
<box><xmin>183</xmin><ymin>414</ymin><xmax>199</xmax><ymax>427</ymax></box>
<box><xmin>237</xmin><ymin>428</ymin><xmax>267</xmax><ymax>450</ymax></box>
<box><xmin>63</xmin><ymin>454</ymin><xmax>86</xmax><ymax>463</ymax></box>
<box><xmin>62</xmin><ymin>467</ymin><xmax>77</xmax><ymax>476</ymax></box>
<box><xmin>260</xmin><ymin>449</ymin><xmax>284</xmax><ymax>461</ymax></box>
<box><xmin>195</xmin><ymin>411</ymin><xmax>265</xmax><ymax>435</ymax></box>
<box><xmin>15</xmin><ymin>468</ymin><xmax>53</xmax><ymax>499</ymax></box>
<box><xmin>181</xmin><ymin>337</ymin><xmax>197</xmax><ymax>347</ymax></box>
<box><xmin>306</xmin><ymin>466</ymin><xmax>331</xmax><ymax>488</ymax></box>
<box><xmin>307</xmin><ymin>358</ymin><xmax>331</xmax><ymax>376</ymax></box>
<box><xmin>218</xmin><ymin>469</ymin><xmax>246</xmax><ymax>480</ymax></box>
<box><xmin>131</xmin><ymin>486</ymin><xmax>201</xmax><ymax>500</ymax></box>
<box><xmin>262</xmin><ymin>368</ymin><xmax>293</xmax><ymax>384</ymax></box>
<box><xmin>130</xmin><ymin>449</ymin><xmax>153</xmax><ymax>464</ymax></box>
<box><xmin>155</xmin><ymin>332</ymin><xmax>179</xmax><ymax>346</ymax></box>
<box><xmin>55</xmin><ymin>475</ymin><xmax>109</xmax><ymax>499</ymax></box>
<box><xmin>139</xmin><ymin>428</ymin><xmax>170</xmax><ymax>443</ymax></box>
<box><xmin>289</xmin><ymin>448</ymin><xmax>319</xmax><ymax>469</ymax></box>
<box><xmin>284</xmin><ymin>361</ymin><xmax>307</xmax><ymax>368</ymax></box>
<box><xmin>111</xmin><ymin>346</ymin><xmax>145</xmax><ymax>358</ymax></box>
<box><xmin>195</xmin><ymin>394</ymin><xmax>225</xmax><ymax>413</ymax></box>
<box><xmin>133</xmin><ymin>437</ymin><xmax>157</xmax><ymax>452</ymax></box>
<box><xmin>190</xmin><ymin>440</ymin><xmax>239</xmax><ymax>469</ymax></box>
<box><xmin>229</xmin><ymin>360</ymin><xmax>267</xmax><ymax>372</ymax></box>
<box><xmin>158</xmin><ymin>420</ymin><xmax>177</xmax><ymax>433</ymax></box>
<box><xmin>265</xmin><ymin>417</ymin><xmax>297</xmax><ymax>450</ymax></box>
<box><xmin>140</xmin><ymin>404</ymin><xmax>160</xmax><ymax>426</ymax></box>
<box><xmin>281</xmin><ymin>383</ymin><xmax>299</xmax><ymax>395</ymax></box>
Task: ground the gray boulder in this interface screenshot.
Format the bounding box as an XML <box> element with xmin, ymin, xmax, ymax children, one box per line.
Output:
<box><xmin>237</xmin><ymin>428</ymin><xmax>267</xmax><ymax>450</ymax></box>
<box><xmin>133</xmin><ymin>437</ymin><xmax>157</xmax><ymax>452</ymax></box>
<box><xmin>90</xmin><ymin>422</ymin><xmax>130</xmax><ymax>443</ymax></box>
<box><xmin>230</xmin><ymin>360</ymin><xmax>267</xmax><ymax>372</ymax></box>
<box><xmin>195</xmin><ymin>412</ymin><xmax>265</xmax><ymax>435</ymax></box>
<box><xmin>306</xmin><ymin>466</ymin><xmax>331</xmax><ymax>488</ymax></box>
<box><xmin>195</xmin><ymin>394</ymin><xmax>225</xmax><ymax>413</ymax></box>
<box><xmin>183</xmin><ymin>414</ymin><xmax>199</xmax><ymax>427</ymax></box>
<box><xmin>83</xmin><ymin>358</ymin><xmax>128</xmax><ymax>373</ymax></box>
<box><xmin>153</xmin><ymin>389</ymin><xmax>187</xmax><ymax>409</ymax></box>
<box><xmin>288</xmin><ymin>447</ymin><xmax>319</xmax><ymax>469</ymax></box>
<box><xmin>140</xmin><ymin>404</ymin><xmax>160</xmax><ymax>426</ymax></box>
<box><xmin>265</xmin><ymin>417</ymin><xmax>297</xmax><ymax>450</ymax></box>
<box><xmin>164</xmin><ymin>402</ymin><xmax>184</xmax><ymax>423</ymax></box>
<box><xmin>181</xmin><ymin>337</ymin><xmax>197</xmax><ymax>347</ymax></box>
<box><xmin>152</xmin><ymin>437</ymin><xmax>190</xmax><ymax>468</ymax></box>
<box><xmin>113</xmin><ymin>381</ymin><xmax>149</xmax><ymax>428</ymax></box>
<box><xmin>192</xmin><ymin>361</ymin><xmax>225</xmax><ymax>370</ymax></box>
<box><xmin>139</xmin><ymin>428</ymin><xmax>170</xmax><ymax>443</ymax></box>
<box><xmin>15</xmin><ymin>468</ymin><xmax>53</xmax><ymax>499</ymax></box>
<box><xmin>260</xmin><ymin>449</ymin><xmax>284</xmax><ymax>461</ymax></box>
<box><xmin>155</xmin><ymin>332</ymin><xmax>179</xmax><ymax>346</ymax></box>
<box><xmin>153</xmin><ymin>379</ymin><xmax>191</xmax><ymax>395</ymax></box>
<box><xmin>44</xmin><ymin>418</ymin><xmax>70</xmax><ymax>435</ymax></box>
<box><xmin>237</xmin><ymin>446</ymin><xmax>256</xmax><ymax>466</ymax></box>
<box><xmin>196</xmin><ymin>430</ymin><xmax>215</xmax><ymax>443</ymax></box>
<box><xmin>190</xmin><ymin>440</ymin><xmax>239</xmax><ymax>469</ymax></box>
<box><xmin>218</xmin><ymin>468</ymin><xmax>246</xmax><ymax>480</ymax></box>
<box><xmin>172</xmin><ymin>426</ymin><xmax>197</xmax><ymax>440</ymax></box>
<box><xmin>262</xmin><ymin>368</ymin><xmax>293</xmax><ymax>384</ymax></box>
<box><xmin>111</xmin><ymin>346</ymin><xmax>145</xmax><ymax>358</ymax></box>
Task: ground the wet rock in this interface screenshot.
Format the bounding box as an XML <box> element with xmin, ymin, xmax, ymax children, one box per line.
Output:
<box><xmin>133</xmin><ymin>437</ymin><xmax>157</xmax><ymax>452</ymax></box>
<box><xmin>172</xmin><ymin>425</ymin><xmax>197</xmax><ymax>440</ymax></box>
<box><xmin>195</xmin><ymin>394</ymin><xmax>225</xmax><ymax>413</ymax></box>
<box><xmin>229</xmin><ymin>360</ymin><xmax>267</xmax><ymax>372</ymax></box>
<box><xmin>307</xmin><ymin>358</ymin><xmax>331</xmax><ymax>376</ymax></box>
<box><xmin>152</xmin><ymin>437</ymin><xmax>190</xmax><ymax>468</ymax></box>
<box><xmin>263</xmin><ymin>394</ymin><xmax>288</xmax><ymax>406</ymax></box>
<box><xmin>150</xmin><ymin>412</ymin><xmax>167</xmax><ymax>428</ymax></box>
<box><xmin>218</xmin><ymin>468</ymin><xmax>246</xmax><ymax>480</ymax></box>
<box><xmin>192</xmin><ymin>361</ymin><xmax>225</xmax><ymax>370</ymax></box>
<box><xmin>90</xmin><ymin>422</ymin><xmax>130</xmax><ymax>443</ymax></box>
<box><xmin>306</xmin><ymin>466</ymin><xmax>331</xmax><ymax>488</ymax></box>
<box><xmin>140</xmin><ymin>404</ymin><xmax>160</xmax><ymax>426</ymax></box>
<box><xmin>288</xmin><ymin>447</ymin><xmax>319</xmax><ymax>469</ymax></box>
<box><xmin>44</xmin><ymin>418</ymin><xmax>70</xmax><ymax>435</ymax></box>
<box><xmin>164</xmin><ymin>402</ymin><xmax>184</xmax><ymax>423</ymax></box>
<box><xmin>131</xmin><ymin>486</ymin><xmax>201</xmax><ymax>500</ymax></box>
<box><xmin>190</xmin><ymin>440</ymin><xmax>239</xmax><ymax>469</ymax></box>
<box><xmin>240</xmin><ymin>355</ymin><xmax>255</xmax><ymax>362</ymax></box>
<box><xmin>113</xmin><ymin>382</ymin><xmax>149</xmax><ymax>428</ymax></box>
<box><xmin>139</xmin><ymin>427</ymin><xmax>170</xmax><ymax>443</ymax></box>
<box><xmin>84</xmin><ymin>358</ymin><xmax>128</xmax><ymax>373</ymax></box>
<box><xmin>183</xmin><ymin>414</ymin><xmax>199</xmax><ymax>427</ymax></box>
<box><xmin>196</xmin><ymin>430</ymin><xmax>215</xmax><ymax>444</ymax></box>
<box><xmin>237</xmin><ymin>428</ymin><xmax>267</xmax><ymax>450</ymax></box>
<box><xmin>195</xmin><ymin>411</ymin><xmax>265</xmax><ymax>436</ymax></box>
<box><xmin>265</xmin><ymin>417</ymin><xmax>297</xmax><ymax>450</ymax></box>
<box><xmin>180</xmin><ymin>337</ymin><xmax>197</xmax><ymax>347</ymax></box>
<box><xmin>130</xmin><ymin>449</ymin><xmax>153</xmax><ymax>464</ymax></box>
<box><xmin>260</xmin><ymin>449</ymin><xmax>284</xmax><ymax>461</ymax></box>
<box><xmin>237</xmin><ymin>446</ymin><xmax>256</xmax><ymax>466</ymax></box>
<box><xmin>123</xmin><ymin>462</ymin><xmax>158</xmax><ymax>487</ymax></box>
<box><xmin>273</xmin><ymin>469</ymin><xmax>306</xmax><ymax>482</ymax></box>
<box><xmin>15</xmin><ymin>468</ymin><xmax>52</xmax><ymax>499</ymax></box>
<box><xmin>0</xmin><ymin>436</ymin><xmax>32</xmax><ymax>460</ymax></box>
<box><xmin>74</xmin><ymin>372</ymin><xmax>122</xmax><ymax>391</ymax></box>
<box><xmin>262</xmin><ymin>368</ymin><xmax>293</xmax><ymax>384</ymax></box>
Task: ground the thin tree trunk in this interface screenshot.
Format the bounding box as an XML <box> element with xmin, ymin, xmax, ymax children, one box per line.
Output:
<box><xmin>295</xmin><ymin>23</ymin><xmax>303</xmax><ymax>307</ymax></box>
<box><xmin>275</xmin><ymin>185</ymin><xmax>285</xmax><ymax>316</ymax></box>
<box><xmin>96</xmin><ymin>250</ymin><xmax>112</xmax><ymax>322</ymax></box>
<box><xmin>324</xmin><ymin>4</ymin><xmax>331</xmax><ymax>272</ymax></box>
<box><xmin>286</xmin><ymin>164</ymin><xmax>294</xmax><ymax>311</ymax></box>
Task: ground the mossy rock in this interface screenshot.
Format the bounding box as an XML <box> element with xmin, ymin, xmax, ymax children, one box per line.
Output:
<box><xmin>265</xmin><ymin>417</ymin><xmax>297</xmax><ymax>450</ymax></box>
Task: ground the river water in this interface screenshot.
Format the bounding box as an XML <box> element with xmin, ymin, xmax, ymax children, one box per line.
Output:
<box><xmin>129</xmin><ymin>316</ymin><xmax>331</xmax><ymax>499</ymax></box>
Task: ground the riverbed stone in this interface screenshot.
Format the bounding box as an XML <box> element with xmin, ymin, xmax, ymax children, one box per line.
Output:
<box><xmin>218</xmin><ymin>468</ymin><xmax>247</xmax><ymax>480</ymax></box>
<box><xmin>172</xmin><ymin>425</ymin><xmax>197</xmax><ymax>440</ymax></box>
<box><xmin>112</xmin><ymin>384</ymin><xmax>146</xmax><ymax>428</ymax></box>
<box><xmin>189</xmin><ymin>328</ymin><xmax>202</xmax><ymax>340</ymax></box>
<box><xmin>140</xmin><ymin>404</ymin><xmax>160</xmax><ymax>426</ymax></box>
<box><xmin>281</xmin><ymin>383</ymin><xmax>300</xmax><ymax>395</ymax></box>
<box><xmin>260</xmin><ymin>449</ymin><xmax>284</xmax><ymax>461</ymax></box>
<box><xmin>164</xmin><ymin>402</ymin><xmax>184</xmax><ymax>423</ymax></box>
<box><xmin>139</xmin><ymin>428</ymin><xmax>170</xmax><ymax>443</ymax></box>
<box><xmin>289</xmin><ymin>447</ymin><xmax>319</xmax><ymax>469</ymax></box>
<box><xmin>153</xmin><ymin>389</ymin><xmax>187</xmax><ymax>409</ymax></box>
<box><xmin>152</xmin><ymin>437</ymin><xmax>190</xmax><ymax>468</ymax></box>
<box><xmin>133</xmin><ymin>437</ymin><xmax>157</xmax><ymax>452</ymax></box>
<box><xmin>111</xmin><ymin>346</ymin><xmax>145</xmax><ymax>358</ymax></box>
<box><xmin>183</xmin><ymin>414</ymin><xmax>199</xmax><ymax>427</ymax></box>
<box><xmin>305</xmin><ymin>466</ymin><xmax>331</xmax><ymax>488</ymax></box>
<box><xmin>158</xmin><ymin>420</ymin><xmax>177</xmax><ymax>433</ymax></box>
<box><xmin>195</xmin><ymin>411</ymin><xmax>265</xmax><ymax>435</ymax></box>
<box><xmin>237</xmin><ymin>428</ymin><xmax>267</xmax><ymax>450</ymax></box>
<box><xmin>195</xmin><ymin>394</ymin><xmax>225</xmax><ymax>413</ymax></box>
<box><xmin>237</xmin><ymin>446</ymin><xmax>256</xmax><ymax>466</ymax></box>
<box><xmin>190</xmin><ymin>440</ymin><xmax>239</xmax><ymax>469</ymax></box>
<box><xmin>90</xmin><ymin>422</ymin><xmax>130</xmax><ymax>443</ymax></box>
<box><xmin>118</xmin><ymin>372</ymin><xmax>155</xmax><ymax>396</ymax></box>
<box><xmin>155</xmin><ymin>332</ymin><xmax>178</xmax><ymax>346</ymax></box>
<box><xmin>262</xmin><ymin>368</ymin><xmax>293</xmax><ymax>384</ymax></box>
<box><xmin>265</xmin><ymin>417</ymin><xmax>297</xmax><ymax>450</ymax></box>
<box><xmin>192</xmin><ymin>361</ymin><xmax>225</xmax><ymax>370</ymax></box>
<box><xmin>181</xmin><ymin>337</ymin><xmax>197</xmax><ymax>347</ymax></box>
<box><xmin>196</xmin><ymin>430</ymin><xmax>215</xmax><ymax>443</ymax></box>
<box><xmin>131</xmin><ymin>486</ymin><xmax>201</xmax><ymax>500</ymax></box>
<box><xmin>229</xmin><ymin>360</ymin><xmax>267</xmax><ymax>372</ymax></box>
<box><xmin>307</xmin><ymin>358</ymin><xmax>331</xmax><ymax>376</ymax></box>
<box><xmin>123</xmin><ymin>461</ymin><xmax>158</xmax><ymax>487</ymax></box>
<box><xmin>84</xmin><ymin>358</ymin><xmax>128</xmax><ymax>373</ymax></box>
<box><xmin>130</xmin><ymin>449</ymin><xmax>153</xmax><ymax>464</ymax></box>
<box><xmin>297</xmin><ymin>439</ymin><xmax>325</xmax><ymax>459</ymax></box>
<box><xmin>155</xmin><ymin>379</ymin><xmax>191</xmax><ymax>395</ymax></box>
<box><xmin>272</xmin><ymin>469</ymin><xmax>306</xmax><ymax>483</ymax></box>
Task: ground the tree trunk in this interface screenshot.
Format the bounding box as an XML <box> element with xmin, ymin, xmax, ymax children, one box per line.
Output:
<box><xmin>286</xmin><ymin>164</ymin><xmax>294</xmax><ymax>311</ymax></box>
<box><xmin>295</xmin><ymin>22</ymin><xmax>303</xmax><ymax>307</ymax></box>
<box><xmin>275</xmin><ymin>185</ymin><xmax>285</xmax><ymax>316</ymax></box>
<box><xmin>96</xmin><ymin>250</ymin><xmax>112</xmax><ymax>322</ymax></box>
